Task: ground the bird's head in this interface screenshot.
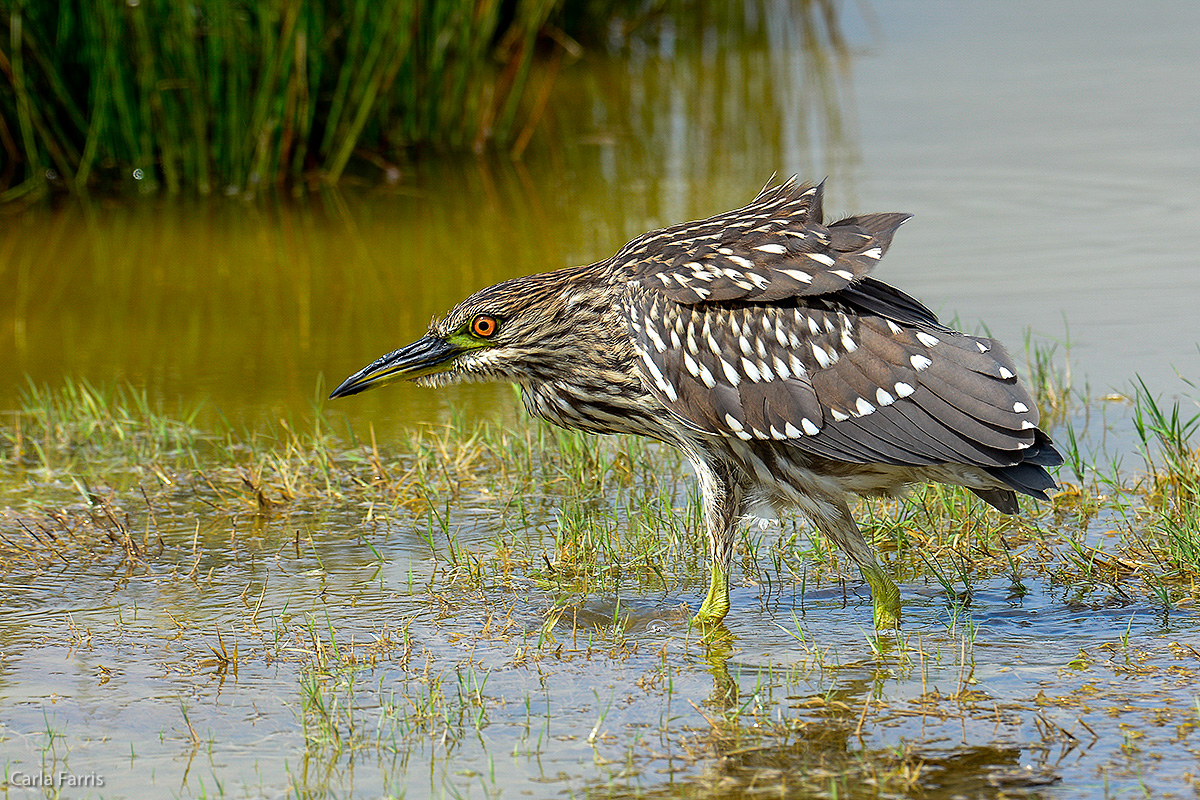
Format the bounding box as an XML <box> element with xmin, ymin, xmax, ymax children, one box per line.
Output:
<box><xmin>329</xmin><ymin>270</ymin><xmax>595</xmax><ymax>399</ymax></box>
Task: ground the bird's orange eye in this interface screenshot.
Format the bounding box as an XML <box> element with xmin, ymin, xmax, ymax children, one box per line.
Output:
<box><xmin>471</xmin><ymin>315</ymin><xmax>499</xmax><ymax>338</ymax></box>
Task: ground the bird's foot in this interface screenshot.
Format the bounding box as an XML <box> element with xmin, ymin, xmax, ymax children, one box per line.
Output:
<box><xmin>693</xmin><ymin>563</ymin><xmax>731</xmax><ymax>628</ymax></box>
<box><xmin>861</xmin><ymin>563</ymin><xmax>901</xmax><ymax>629</ymax></box>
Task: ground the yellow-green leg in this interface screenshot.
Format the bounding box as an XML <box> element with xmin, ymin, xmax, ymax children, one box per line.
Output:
<box><xmin>861</xmin><ymin>562</ymin><xmax>901</xmax><ymax>628</ymax></box>
<box><xmin>694</xmin><ymin>561</ymin><xmax>730</xmax><ymax>626</ymax></box>
<box><xmin>687</xmin><ymin>456</ymin><xmax>741</xmax><ymax>628</ymax></box>
<box><xmin>809</xmin><ymin>496</ymin><xmax>901</xmax><ymax>629</ymax></box>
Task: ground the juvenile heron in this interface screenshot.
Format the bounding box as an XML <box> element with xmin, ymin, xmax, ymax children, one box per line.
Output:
<box><xmin>331</xmin><ymin>179</ymin><xmax>1061</xmax><ymax>627</ymax></box>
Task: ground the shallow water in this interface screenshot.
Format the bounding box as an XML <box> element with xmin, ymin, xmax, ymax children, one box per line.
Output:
<box><xmin>3</xmin><ymin>0</ymin><xmax>1200</xmax><ymax>797</ymax></box>
<box><xmin>1</xmin><ymin>489</ymin><xmax>1198</xmax><ymax>799</ymax></box>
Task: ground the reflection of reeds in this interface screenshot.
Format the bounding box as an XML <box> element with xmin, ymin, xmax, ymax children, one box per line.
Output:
<box><xmin>0</xmin><ymin>0</ymin><xmax>561</xmax><ymax>198</ymax></box>
<box><xmin>548</xmin><ymin>0</ymin><xmax>862</xmax><ymax>216</ymax></box>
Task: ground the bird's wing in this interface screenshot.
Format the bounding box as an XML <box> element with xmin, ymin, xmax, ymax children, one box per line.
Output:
<box><xmin>615</xmin><ymin>178</ymin><xmax>912</xmax><ymax>305</ymax></box>
<box><xmin>625</xmin><ymin>290</ymin><xmax>1042</xmax><ymax>468</ymax></box>
<box><xmin>618</xmin><ymin>179</ymin><xmax>1042</xmax><ymax>468</ymax></box>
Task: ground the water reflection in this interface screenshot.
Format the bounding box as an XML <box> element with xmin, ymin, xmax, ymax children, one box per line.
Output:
<box><xmin>0</xmin><ymin>1</ymin><xmax>866</xmax><ymax>435</ymax></box>
<box><xmin>1</xmin><ymin>178</ymin><xmax>572</xmax><ymax>431</ymax></box>
<box><xmin>555</xmin><ymin>0</ymin><xmax>864</xmax><ymax>217</ymax></box>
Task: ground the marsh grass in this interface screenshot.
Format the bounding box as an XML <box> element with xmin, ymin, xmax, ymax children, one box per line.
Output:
<box><xmin>1130</xmin><ymin>377</ymin><xmax>1200</xmax><ymax>578</ymax></box>
<box><xmin>1024</xmin><ymin>328</ymin><xmax>1074</xmax><ymax>429</ymax></box>
<box><xmin>3</xmin><ymin>377</ymin><xmax>1200</xmax><ymax>612</ymax></box>
<box><xmin>160</xmin><ymin>604</ymin><xmax>486</xmax><ymax>762</ymax></box>
<box><xmin>0</xmin><ymin>0</ymin><xmax>569</xmax><ymax>199</ymax></box>
<box><xmin>0</xmin><ymin>0</ymin><xmax>866</xmax><ymax>201</ymax></box>
<box><xmin>8</xmin><ymin>376</ymin><xmax>205</xmax><ymax>469</ymax></box>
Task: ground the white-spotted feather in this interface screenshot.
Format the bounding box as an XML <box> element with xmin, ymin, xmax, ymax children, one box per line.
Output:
<box><xmin>619</xmin><ymin>178</ymin><xmax>1047</xmax><ymax>472</ymax></box>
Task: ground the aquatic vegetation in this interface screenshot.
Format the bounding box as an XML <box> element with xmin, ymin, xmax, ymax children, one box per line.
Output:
<box><xmin>0</xmin><ymin>0</ymin><xmax>567</xmax><ymax>199</ymax></box>
<box><xmin>1132</xmin><ymin>377</ymin><xmax>1200</xmax><ymax>577</ymax></box>
<box><xmin>3</xmin><ymin>378</ymin><xmax>1199</xmax><ymax>597</ymax></box>
<box><xmin>2</xmin><ymin>379</ymin><xmax>1199</xmax><ymax>798</ymax></box>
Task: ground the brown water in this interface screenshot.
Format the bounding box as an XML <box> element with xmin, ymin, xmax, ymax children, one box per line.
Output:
<box><xmin>4</xmin><ymin>1</ymin><xmax>1198</xmax><ymax>430</ymax></box>
<box><xmin>3</xmin><ymin>0</ymin><xmax>1200</xmax><ymax>797</ymax></box>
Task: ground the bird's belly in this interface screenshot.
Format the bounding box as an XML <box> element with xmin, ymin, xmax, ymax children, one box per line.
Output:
<box><xmin>723</xmin><ymin>438</ymin><xmax>1006</xmax><ymax>503</ymax></box>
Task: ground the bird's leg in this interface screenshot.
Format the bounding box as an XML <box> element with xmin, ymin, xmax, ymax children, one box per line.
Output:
<box><xmin>691</xmin><ymin>457</ymin><xmax>744</xmax><ymax>627</ymax></box>
<box><xmin>809</xmin><ymin>497</ymin><xmax>900</xmax><ymax>628</ymax></box>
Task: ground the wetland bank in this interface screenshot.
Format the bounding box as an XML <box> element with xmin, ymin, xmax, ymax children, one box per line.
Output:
<box><xmin>4</xmin><ymin>0</ymin><xmax>1200</xmax><ymax>798</ymax></box>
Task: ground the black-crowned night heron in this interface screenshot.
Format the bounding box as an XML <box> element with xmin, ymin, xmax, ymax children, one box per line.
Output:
<box><xmin>330</xmin><ymin>179</ymin><xmax>1061</xmax><ymax>627</ymax></box>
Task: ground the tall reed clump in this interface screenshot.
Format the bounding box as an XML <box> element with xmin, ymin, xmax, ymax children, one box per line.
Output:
<box><xmin>0</xmin><ymin>0</ymin><xmax>567</xmax><ymax>199</ymax></box>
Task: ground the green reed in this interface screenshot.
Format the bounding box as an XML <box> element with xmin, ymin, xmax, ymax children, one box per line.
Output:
<box><xmin>8</xmin><ymin>376</ymin><xmax>207</xmax><ymax>468</ymax></box>
<box><xmin>0</xmin><ymin>0</ymin><xmax>569</xmax><ymax>199</ymax></box>
<box><xmin>1132</xmin><ymin>377</ymin><xmax>1200</xmax><ymax>572</ymax></box>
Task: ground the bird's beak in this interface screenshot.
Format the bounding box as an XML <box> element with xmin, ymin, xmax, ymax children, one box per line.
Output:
<box><xmin>329</xmin><ymin>335</ymin><xmax>461</xmax><ymax>398</ymax></box>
